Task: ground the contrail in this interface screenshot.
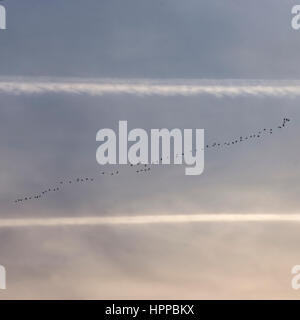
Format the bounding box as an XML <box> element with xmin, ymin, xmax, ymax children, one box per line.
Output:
<box><xmin>0</xmin><ymin>214</ymin><xmax>300</xmax><ymax>228</ymax></box>
<box><xmin>1</xmin><ymin>78</ymin><xmax>300</xmax><ymax>97</ymax></box>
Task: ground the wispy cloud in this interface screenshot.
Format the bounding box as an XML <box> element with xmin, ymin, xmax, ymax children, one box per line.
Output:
<box><xmin>1</xmin><ymin>214</ymin><xmax>300</xmax><ymax>228</ymax></box>
<box><xmin>1</xmin><ymin>78</ymin><xmax>300</xmax><ymax>97</ymax></box>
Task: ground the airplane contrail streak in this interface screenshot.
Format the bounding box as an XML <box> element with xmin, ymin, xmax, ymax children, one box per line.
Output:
<box><xmin>1</xmin><ymin>78</ymin><xmax>300</xmax><ymax>97</ymax></box>
<box><xmin>0</xmin><ymin>214</ymin><xmax>300</xmax><ymax>228</ymax></box>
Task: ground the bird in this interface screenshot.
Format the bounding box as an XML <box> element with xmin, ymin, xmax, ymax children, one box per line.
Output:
<box><xmin>14</xmin><ymin>117</ymin><xmax>291</xmax><ymax>204</ymax></box>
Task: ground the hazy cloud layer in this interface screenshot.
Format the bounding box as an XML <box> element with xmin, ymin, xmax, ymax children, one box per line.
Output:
<box><xmin>1</xmin><ymin>0</ymin><xmax>300</xmax><ymax>299</ymax></box>
<box><xmin>2</xmin><ymin>78</ymin><xmax>300</xmax><ymax>97</ymax></box>
<box><xmin>0</xmin><ymin>89</ymin><xmax>299</xmax><ymax>299</ymax></box>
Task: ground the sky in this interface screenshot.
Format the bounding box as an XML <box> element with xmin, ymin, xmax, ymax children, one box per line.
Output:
<box><xmin>1</xmin><ymin>0</ymin><xmax>300</xmax><ymax>299</ymax></box>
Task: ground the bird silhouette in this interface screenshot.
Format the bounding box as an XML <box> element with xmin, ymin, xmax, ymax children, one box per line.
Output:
<box><xmin>14</xmin><ymin>117</ymin><xmax>291</xmax><ymax>204</ymax></box>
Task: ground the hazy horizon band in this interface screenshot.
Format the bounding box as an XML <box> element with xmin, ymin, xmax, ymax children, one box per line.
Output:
<box><xmin>1</xmin><ymin>78</ymin><xmax>300</xmax><ymax>97</ymax></box>
<box><xmin>1</xmin><ymin>214</ymin><xmax>300</xmax><ymax>228</ymax></box>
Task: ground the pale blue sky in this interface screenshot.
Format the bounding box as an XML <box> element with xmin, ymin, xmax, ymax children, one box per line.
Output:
<box><xmin>1</xmin><ymin>0</ymin><xmax>300</xmax><ymax>78</ymax></box>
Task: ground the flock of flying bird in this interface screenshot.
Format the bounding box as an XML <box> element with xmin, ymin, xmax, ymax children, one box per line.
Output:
<box><xmin>14</xmin><ymin>117</ymin><xmax>291</xmax><ymax>205</ymax></box>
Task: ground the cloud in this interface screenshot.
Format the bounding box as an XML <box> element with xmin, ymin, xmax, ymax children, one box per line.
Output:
<box><xmin>1</xmin><ymin>214</ymin><xmax>300</xmax><ymax>228</ymax></box>
<box><xmin>1</xmin><ymin>78</ymin><xmax>300</xmax><ymax>97</ymax></box>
